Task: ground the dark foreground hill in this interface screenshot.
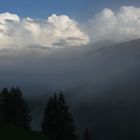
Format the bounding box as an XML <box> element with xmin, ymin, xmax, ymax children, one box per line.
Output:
<box><xmin>0</xmin><ymin>123</ymin><xmax>47</xmax><ymax>140</ymax></box>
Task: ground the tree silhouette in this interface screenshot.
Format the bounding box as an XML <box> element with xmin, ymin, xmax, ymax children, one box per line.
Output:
<box><xmin>42</xmin><ymin>92</ymin><xmax>76</xmax><ymax>140</ymax></box>
<box><xmin>84</xmin><ymin>128</ymin><xmax>90</xmax><ymax>140</ymax></box>
<box><xmin>0</xmin><ymin>88</ymin><xmax>9</xmax><ymax>121</ymax></box>
<box><xmin>0</xmin><ymin>87</ymin><xmax>31</xmax><ymax>129</ymax></box>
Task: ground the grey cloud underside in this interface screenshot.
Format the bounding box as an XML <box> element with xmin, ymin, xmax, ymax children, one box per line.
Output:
<box><xmin>1</xmin><ymin>39</ymin><xmax>139</xmax><ymax>96</ymax></box>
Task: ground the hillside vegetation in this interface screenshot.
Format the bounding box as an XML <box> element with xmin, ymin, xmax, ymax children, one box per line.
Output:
<box><xmin>0</xmin><ymin>123</ymin><xmax>47</xmax><ymax>140</ymax></box>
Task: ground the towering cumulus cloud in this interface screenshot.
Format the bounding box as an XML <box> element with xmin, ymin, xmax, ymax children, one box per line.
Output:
<box><xmin>87</xmin><ymin>6</ymin><xmax>140</xmax><ymax>43</ymax></box>
<box><xmin>1</xmin><ymin>6</ymin><xmax>140</xmax><ymax>50</ymax></box>
<box><xmin>0</xmin><ymin>13</ymin><xmax>89</xmax><ymax>48</ymax></box>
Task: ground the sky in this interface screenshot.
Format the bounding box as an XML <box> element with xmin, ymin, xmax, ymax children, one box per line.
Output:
<box><xmin>0</xmin><ymin>0</ymin><xmax>140</xmax><ymax>21</ymax></box>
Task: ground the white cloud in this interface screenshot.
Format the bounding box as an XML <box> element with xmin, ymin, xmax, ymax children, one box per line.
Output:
<box><xmin>86</xmin><ymin>6</ymin><xmax>140</xmax><ymax>44</ymax></box>
<box><xmin>1</xmin><ymin>6</ymin><xmax>140</xmax><ymax>50</ymax></box>
<box><xmin>0</xmin><ymin>13</ymin><xmax>89</xmax><ymax>49</ymax></box>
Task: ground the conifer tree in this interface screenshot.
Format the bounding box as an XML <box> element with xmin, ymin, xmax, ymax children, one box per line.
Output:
<box><xmin>84</xmin><ymin>128</ymin><xmax>90</xmax><ymax>140</ymax></box>
<box><xmin>42</xmin><ymin>92</ymin><xmax>76</xmax><ymax>140</ymax></box>
<box><xmin>0</xmin><ymin>87</ymin><xmax>31</xmax><ymax>129</ymax></box>
<box><xmin>0</xmin><ymin>88</ymin><xmax>9</xmax><ymax>121</ymax></box>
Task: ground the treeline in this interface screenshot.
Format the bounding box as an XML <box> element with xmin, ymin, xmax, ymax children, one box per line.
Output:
<box><xmin>0</xmin><ymin>87</ymin><xmax>31</xmax><ymax>129</ymax></box>
<box><xmin>0</xmin><ymin>87</ymin><xmax>88</xmax><ymax>140</ymax></box>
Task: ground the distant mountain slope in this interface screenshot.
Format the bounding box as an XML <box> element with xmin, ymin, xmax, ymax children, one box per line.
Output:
<box><xmin>28</xmin><ymin>39</ymin><xmax>140</xmax><ymax>139</ymax></box>
<box><xmin>1</xmin><ymin>39</ymin><xmax>140</xmax><ymax>140</ymax></box>
<box><xmin>73</xmin><ymin>39</ymin><xmax>140</xmax><ymax>140</ymax></box>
